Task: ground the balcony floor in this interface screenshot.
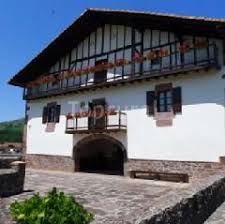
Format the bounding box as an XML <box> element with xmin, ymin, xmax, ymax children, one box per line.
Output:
<box><xmin>25</xmin><ymin>61</ymin><xmax>219</xmax><ymax>100</ymax></box>
<box><xmin>65</xmin><ymin>127</ymin><xmax>127</xmax><ymax>134</ymax></box>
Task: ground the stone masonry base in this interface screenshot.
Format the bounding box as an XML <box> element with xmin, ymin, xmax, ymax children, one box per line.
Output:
<box><xmin>26</xmin><ymin>154</ymin><xmax>224</xmax><ymax>179</ymax></box>
<box><xmin>26</xmin><ymin>154</ymin><xmax>74</xmax><ymax>172</ymax></box>
<box><xmin>124</xmin><ymin>159</ymin><xmax>225</xmax><ymax>180</ymax></box>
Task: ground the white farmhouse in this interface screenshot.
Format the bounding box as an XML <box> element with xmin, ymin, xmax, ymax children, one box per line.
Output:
<box><xmin>9</xmin><ymin>9</ymin><xmax>225</xmax><ymax>180</ymax></box>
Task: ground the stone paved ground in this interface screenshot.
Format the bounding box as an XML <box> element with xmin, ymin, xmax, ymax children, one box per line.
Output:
<box><xmin>205</xmin><ymin>202</ymin><xmax>225</xmax><ymax>224</ymax></box>
<box><xmin>0</xmin><ymin>169</ymin><xmax>189</xmax><ymax>224</ymax></box>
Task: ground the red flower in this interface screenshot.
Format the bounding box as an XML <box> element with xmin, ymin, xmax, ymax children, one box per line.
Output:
<box><xmin>108</xmin><ymin>108</ymin><xmax>117</xmax><ymax>115</ymax></box>
<box><xmin>107</xmin><ymin>62</ymin><xmax>115</xmax><ymax>69</ymax></box>
<box><xmin>179</xmin><ymin>43</ymin><xmax>190</xmax><ymax>53</ymax></box>
<box><xmin>75</xmin><ymin>112</ymin><xmax>81</xmax><ymax>118</ymax></box>
<box><xmin>194</xmin><ymin>39</ymin><xmax>208</xmax><ymax>49</ymax></box>
<box><xmin>114</xmin><ymin>59</ymin><xmax>123</xmax><ymax>66</ymax></box>
<box><xmin>66</xmin><ymin>113</ymin><xmax>74</xmax><ymax>119</ymax></box>
<box><xmin>81</xmin><ymin>111</ymin><xmax>88</xmax><ymax>117</ymax></box>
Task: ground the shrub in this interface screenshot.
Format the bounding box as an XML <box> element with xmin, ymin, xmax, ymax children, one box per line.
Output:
<box><xmin>10</xmin><ymin>188</ymin><xmax>94</xmax><ymax>224</ymax></box>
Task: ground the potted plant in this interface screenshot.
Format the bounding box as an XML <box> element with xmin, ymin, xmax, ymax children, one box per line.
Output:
<box><xmin>147</xmin><ymin>51</ymin><xmax>158</xmax><ymax>60</ymax></box>
<box><xmin>66</xmin><ymin>113</ymin><xmax>74</xmax><ymax>120</ymax></box>
<box><xmin>194</xmin><ymin>39</ymin><xmax>208</xmax><ymax>49</ymax></box>
<box><xmin>81</xmin><ymin>111</ymin><xmax>88</xmax><ymax>117</ymax></box>
<box><xmin>73</xmin><ymin>112</ymin><xmax>79</xmax><ymax>118</ymax></box>
<box><xmin>179</xmin><ymin>42</ymin><xmax>190</xmax><ymax>53</ymax></box>
<box><xmin>108</xmin><ymin>108</ymin><xmax>117</xmax><ymax>116</ymax></box>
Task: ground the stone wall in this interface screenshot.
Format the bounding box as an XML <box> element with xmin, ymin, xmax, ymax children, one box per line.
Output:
<box><xmin>25</xmin><ymin>154</ymin><xmax>225</xmax><ymax>180</ymax></box>
<box><xmin>0</xmin><ymin>162</ymin><xmax>26</xmax><ymax>197</ymax></box>
<box><xmin>125</xmin><ymin>159</ymin><xmax>224</xmax><ymax>180</ymax></box>
<box><xmin>26</xmin><ymin>154</ymin><xmax>74</xmax><ymax>172</ymax></box>
<box><xmin>139</xmin><ymin>175</ymin><xmax>225</xmax><ymax>224</ymax></box>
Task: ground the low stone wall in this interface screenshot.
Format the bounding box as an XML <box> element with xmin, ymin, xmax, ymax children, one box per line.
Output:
<box><xmin>25</xmin><ymin>155</ymin><xmax>225</xmax><ymax>180</ymax></box>
<box><xmin>26</xmin><ymin>154</ymin><xmax>74</xmax><ymax>172</ymax></box>
<box><xmin>0</xmin><ymin>162</ymin><xmax>26</xmax><ymax>197</ymax></box>
<box><xmin>139</xmin><ymin>175</ymin><xmax>225</xmax><ymax>224</ymax></box>
<box><xmin>125</xmin><ymin>159</ymin><xmax>224</xmax><ymax>180</ymax></box>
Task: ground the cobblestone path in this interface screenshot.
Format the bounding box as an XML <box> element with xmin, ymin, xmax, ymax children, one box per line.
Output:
<box><xmin>0</xmin><ymin>169</ymin><xmax>188</xmax><ymax>224</ymax></box>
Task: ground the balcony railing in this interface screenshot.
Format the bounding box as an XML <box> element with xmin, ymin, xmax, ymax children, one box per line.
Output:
<box><xmin>65</xmin><ymin>111</ymin><xmax>127</xmax><ymax>134</ymax></box>
<box><xmin>24</xmin><ymin>42</ymin><xmax>219</xmax><ymax>100</ymax></box>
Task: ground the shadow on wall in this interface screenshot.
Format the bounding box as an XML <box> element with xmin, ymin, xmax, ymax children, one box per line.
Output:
<box><xmin>0</xmin><ymin>161</ymin><xmax>26</xmax><ymax>197</ymax></box>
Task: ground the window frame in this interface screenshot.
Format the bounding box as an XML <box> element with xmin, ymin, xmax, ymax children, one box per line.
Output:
<box><xmin>157</xmin><ymin>89</ymin><xmax>173</xmax><ymax>113</ymax></box>
<box><xmin>47</xmin><ymin>104</ymin><xmax>57</xmax><ymax>123</ymax></box>
<box><xmin>43</xmin><ymin>102</ymin><xmax>61</xmax><ymax>124</ymax></box>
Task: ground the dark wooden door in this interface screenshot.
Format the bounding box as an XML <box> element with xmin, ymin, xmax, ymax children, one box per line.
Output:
<box><xmin>88</xmin><ymin>102</ymin><xmax>94</xmax><ymax>130</ymax></box>
<box><xmin>94</xmin><ymin>59</ymin><xmax>107</xmax><ymax>84</ymax></box>
<box><xmin>88</xmin><ymin>98</ymin><xmax>106</xmax><ymax>130</ymax></box>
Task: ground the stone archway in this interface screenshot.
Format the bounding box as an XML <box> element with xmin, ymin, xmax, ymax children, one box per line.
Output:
<box><xmin>73</xmin><ymin>134</ymin><xmax>127</xmax><ymax>175</ymax></box>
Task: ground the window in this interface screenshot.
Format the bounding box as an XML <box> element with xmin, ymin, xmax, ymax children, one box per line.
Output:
<box><xmin>146</xmin><ymin>84</ymin><xmax>182</xmax><ymax>116</ymax></box>
<box><xmin>42</xmin><ymin>103</ymin><xmax>61</xmax><ymax>124</ymax></box>
<box><xmin>94</xmin><ymin>59</ymin><xmax>108</xmax><ymax>84</ymax></box>
<box><xmin>157</xmin><ymin>89</ymin><xmax>173</xmax><ymax>112</ymax></box>
<box><xmin>48</xmin><ymin>105</ymin><xmax>56</xmax><ymax>123</ymax></box>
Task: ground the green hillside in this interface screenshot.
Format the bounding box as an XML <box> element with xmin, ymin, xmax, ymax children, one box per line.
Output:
<box><xmin>0</xmin><ymin>118</ymin><xmax>24</xmax><ymax>143</ymax></box>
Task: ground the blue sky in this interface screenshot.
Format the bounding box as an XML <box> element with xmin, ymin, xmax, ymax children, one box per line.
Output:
<box><xmin>0</xmin><ymin>0</ymin><xmax>224</xmax><ymax>122</ymax></box>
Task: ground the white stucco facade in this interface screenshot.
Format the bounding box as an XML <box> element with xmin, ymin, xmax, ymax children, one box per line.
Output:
<box><xmin>18</xmin><ymin>14</ymin><xmax>225</xmax><ymax>167</ymax></box>
<box><xmin>26</xmin><ymin>65</ymin><xmax>225</xmax><ymax>162</ymax></box>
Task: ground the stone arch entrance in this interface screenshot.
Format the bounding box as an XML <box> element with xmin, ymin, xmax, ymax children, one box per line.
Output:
<box><xmin>73</xmin><ymin>134</ymin><xmax>127</xmax><ymax>175</ymax></box>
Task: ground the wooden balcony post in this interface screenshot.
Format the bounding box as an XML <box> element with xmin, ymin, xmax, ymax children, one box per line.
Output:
<box><xmin>174</xmin><ymin>42</ymin><xmax>178</xmax><ymax>69</ymax></box>
<box><xmin>75</xmin><ymin>117</ymin><xmax>78</xmax><ymax>130</ymax></box>
<box><xmin>106</xmin><ymin>112</ymin><xmax>108</xmax><ymax>129</ymax></box>
<box><xmin>119</xmin><ymin>111</ymin><xmax>121</xmax><ymax>129</ymax></box>
<box><xmin>206</xmin><ymin>38</ymin><xmax>210</xmax><ymax>63</ymax></box>
<box><xmin>214</xmin><ymin>44</ymin><xmax>218</xmax><ymax>65</ymax></box>
<box><xmin>193</xmin><ymin>37</ymin><xmax>197</xmax><ymax>65</ymax></box>
<box><xmin>66</xmin><ymin>117</ymin><xmax>68</xmax><ymax>130</ymax></box>
<box><xmin>23</xmin><ymin>88</ymin><xmax>26</xmax><ymax>99</ymax></box>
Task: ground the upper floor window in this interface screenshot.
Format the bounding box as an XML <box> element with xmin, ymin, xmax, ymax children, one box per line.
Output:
<box><xmin>157</xmin><ymin>90</ymin><xmax>172</xmax><ymax>112</ymax></box>
<box><xmin>146</xmin><ymin>84</ymin><xmax>182</xmax><ymax>116</ymax></box>
<box><xmin>42</xmin><ymin>103</ymin><xmax>61</xmax><ymax>124</ymax></box>
<box><xmin>94</xmin><ymin>59</ymin><xmax>108</xmax><ymax>84</ymax></box>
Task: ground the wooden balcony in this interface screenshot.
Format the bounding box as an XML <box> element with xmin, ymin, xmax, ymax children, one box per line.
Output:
<box><xmin>24</xmin><ymin>42</ymin><xmax>219</xmax><ymax>100</ymax></box>
<box><xmin>65</xmin><ymin>111</ymin><xmax>127</xmax><ymax>134</ymax></box>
